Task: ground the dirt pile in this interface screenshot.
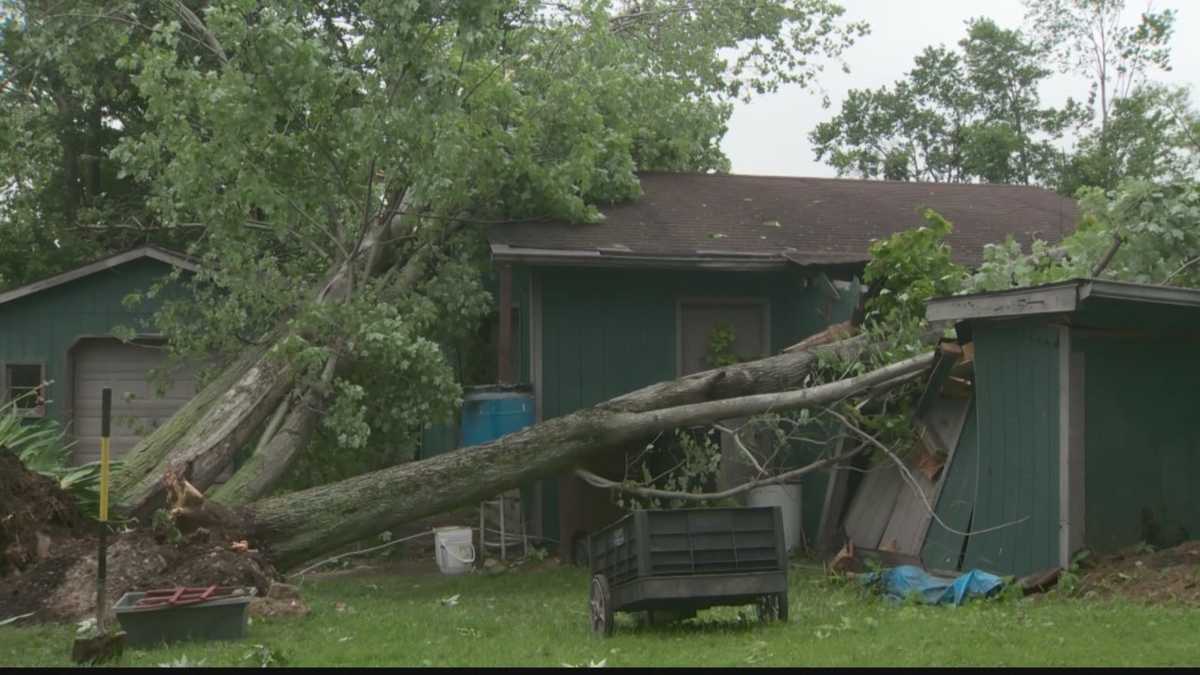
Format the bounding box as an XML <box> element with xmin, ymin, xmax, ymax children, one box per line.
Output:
<box><xmin>1077</xmin><ymin>541</ymin><xmax>1200</xmax><ymax>605</ymax></box>
<box><xmin>0</xmin><ymin>451</ymin><xmax>85</xmax><ymax>577</ymax></box>
<box><xmin>0</xmin><ymin>453</ymin><xmax>279</xmax><ymax>623</ymax></box>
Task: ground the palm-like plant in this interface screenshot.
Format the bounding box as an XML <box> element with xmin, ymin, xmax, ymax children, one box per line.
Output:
<box><xmin>1</xmin><ymin>391</ymin><xmax>120</xmax><ymax>518</ymax></box>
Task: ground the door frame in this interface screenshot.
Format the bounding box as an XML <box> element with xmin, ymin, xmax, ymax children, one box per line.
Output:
<box><xmin>675</xmin><ymin>297</ymin><xmax>770</xmax><ymax>377</ymax></box>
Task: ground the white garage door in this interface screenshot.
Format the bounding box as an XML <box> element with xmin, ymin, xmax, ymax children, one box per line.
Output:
<box><xmin>71</xmin><ymin>338</ymin><xmax>199</xmax><ymax>465</ymax></box>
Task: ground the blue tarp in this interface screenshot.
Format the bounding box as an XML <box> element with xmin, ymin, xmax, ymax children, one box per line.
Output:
<box><xmin>860</xmin><ymin>565</ymin><xmax>1005</xmax><ymax>606</ymax></box>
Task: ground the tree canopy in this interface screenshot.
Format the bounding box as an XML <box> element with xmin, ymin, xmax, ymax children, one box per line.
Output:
<box><xmin>810</xmin><ymin>18</ymin><xmax>1073</xmax><ymax>184</ymax></box>
<box><xmin>3</xmin><ymin>0</ymin><xmax>869</xmax><ymax>493</ymax></box>
<box><xmin>812</xmin><ymin>1</ymin><xmax>1197</xmax><ymax>195</ymax></box>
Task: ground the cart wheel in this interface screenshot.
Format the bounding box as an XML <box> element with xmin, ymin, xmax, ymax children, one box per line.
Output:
<box><xmin>756</xmin><ymin>591</ymin><xmax>788</xmax><ymax>623</ymax></box>
<box><xmin>590</xmin><ymin>574</ymin><xmax>614</xmax><ymax>637</ymax></box>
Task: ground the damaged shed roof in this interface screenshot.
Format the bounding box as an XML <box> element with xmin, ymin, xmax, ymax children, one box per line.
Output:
<box><xmin>488</xmin><ymin>172</ymin><xmax>1078</xmax><ymax>270</ymax></box>
<box><xmin>926</xmin><ymin>278</ymin><xmax>1200</xmax><ymax>323</ymax></box>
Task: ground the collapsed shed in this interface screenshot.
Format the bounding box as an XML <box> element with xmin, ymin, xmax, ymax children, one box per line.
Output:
<box><xmin>841</xmin><ymin>279</ymin><xmax>1200</xmax><ymax>578</ymax></box>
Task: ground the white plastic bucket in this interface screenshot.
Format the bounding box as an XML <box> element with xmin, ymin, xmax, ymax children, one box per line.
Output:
<box><xmin>434</xmin><ymin>526</ymin><xmax>476</xmax><ymax>575</ymax></box>
<box><xmin>747</xmin><ymin>484</ymin><xmax>803</xmax><ymax>553</ymax></box>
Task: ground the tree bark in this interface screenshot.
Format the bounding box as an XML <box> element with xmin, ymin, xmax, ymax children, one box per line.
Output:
<box><xmin>239</xmin><ymin>350</ymin><xmax>933</xmax><ymax>568</ymax></box>
<box><xmin>114</xmin><ymin>342</ymin><xmax>292</xmax><ymax>520</ymax></box>
<box><xmin>209</xmin><ymin>360</ymin><xmax>333</xmax><ymax>505</ymax></box>
<box><xmin>119</xmin><ymin>201</ymin><xmax>410</xmax><ymax>515</ymax></box>
<box><xmin>600</xmin><ymin>331</ymin><xmax>874</xmax><ymax>413</ymax></box>
<box><xmin>208</xmin><ymin>215</ymin><xmax>453</xmax><ymax>505</ymax></box>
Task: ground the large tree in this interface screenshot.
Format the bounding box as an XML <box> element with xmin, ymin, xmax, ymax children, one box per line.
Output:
<box><xmin>3</xmin><ymin>0</ymin><xmax>871</xmax><ymax>566</ymax></box>
<box><xmin>1022</xmin><ymin>0</ymin><xmax>1176</xmax><ymax>136</ymax></box>
<box><xmin>809</xmin><ymin>18</ymin><xmax>1072</xmax><ymax>184</ymax></box>
<box><xmin>0</xmin><ymin>2</ymin><xmax>193</xmax><ymax>288</ymax></box>
<box><xmin>1056</xmin><ymin>84</ymin><xmax>1200</xmax><ymax>194</ymax></box>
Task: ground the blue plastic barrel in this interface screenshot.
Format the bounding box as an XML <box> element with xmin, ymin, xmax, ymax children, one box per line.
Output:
<box><xmin>459</xmin><ymin>386</ymin><xmax>535</xmax><ymax>446</ymax></box>
<box><xmin>458</xmin><ymin>386</ymin><xmax>540</xmax><ymax>545</ymax></box>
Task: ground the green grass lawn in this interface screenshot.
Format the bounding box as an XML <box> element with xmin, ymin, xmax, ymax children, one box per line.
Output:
<box><xmin>3</xmin><ymin>562</ymin><xmax>1200</xmax><ymax>667</ymax></box>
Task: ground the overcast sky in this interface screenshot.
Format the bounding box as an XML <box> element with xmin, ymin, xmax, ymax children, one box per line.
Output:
<box><xmin>721</xmin><ymin>0</ymin><xmax>1200</xmax><ymax>177</ymax></box>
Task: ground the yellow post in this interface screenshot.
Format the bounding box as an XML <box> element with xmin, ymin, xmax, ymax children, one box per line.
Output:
<box><xmin>99</xmin><ymin>443</ymin><xmax>110</xmax><ymax>522</ymax></box>
<box><xmin>97</xmin><ymin>388</ymin><xmax>111</xmax><ymax>632</ymax></box>
<box><xmin>99</xmin><ymin>386</ymin><xmax>110</xmax><ymax>522</ymax></box>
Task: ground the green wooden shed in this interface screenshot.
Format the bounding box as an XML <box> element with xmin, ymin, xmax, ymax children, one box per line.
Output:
<box><xmin>921</xmin><ymin>279</ymin><xmax>1200</xmax><ymax>577</ymax></box>
<box><xmin>0</xmin><ymin>246</ymin><xmax>197</xmax><ymax>465</ymax></box>
<box><xmin>486</xmin><ymin>172</ymin><xmax>1079</xmax><ymax>558</ymax></box>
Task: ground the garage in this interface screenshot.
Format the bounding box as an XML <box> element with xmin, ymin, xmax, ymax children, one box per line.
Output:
<box><xmin>71</xmin><ymin>337</ymin><xmax>199</xmax><ymax>465</ymax></box>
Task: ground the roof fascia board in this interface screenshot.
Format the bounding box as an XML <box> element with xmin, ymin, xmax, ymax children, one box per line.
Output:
<box><xmin>1081</xmin><ymin>279</ymin><xmax>1200</xmax><ymax>308</ymax></box>
<box><xmin>0</xmin><ymin>246</ymin><xmax>198</xmax><ymax>307</ymax></box>
<box><xmin>490</xmin><ymin>244</ymin><xmax>790</xmax><ymax>272</ymax></box>
<box><xmin>489</xmin><ymin>244</ymin><xmax>875</xmax><ymax>273</ymax></box>
<box><xmin>925</xmin><ymin>282</ymin><xmax>1080</xmax><ymax>322</ymax></box>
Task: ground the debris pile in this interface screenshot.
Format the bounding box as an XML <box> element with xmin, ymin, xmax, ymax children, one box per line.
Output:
<box><xmin>0</xmin><ymin>453</ymin><xmax>279</xmax><ymax>624</ymax></box>
<box><xmin>0</xmin><ymin>451</ymin><xmax>84</xmax><ymax>576</ymax></box>
<box><xmin>1077</xmin><ymin>541</ymin><xmax>1200</xmax><ymax>605</ymax></box>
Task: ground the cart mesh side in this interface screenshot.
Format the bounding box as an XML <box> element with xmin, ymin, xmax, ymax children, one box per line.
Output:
<box><xmin>589</xmin><ymin>507</ymin><xmax>786</xmax><ymax>584</ymax></box>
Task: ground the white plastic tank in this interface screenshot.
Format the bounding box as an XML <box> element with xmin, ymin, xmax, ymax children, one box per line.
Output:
<box><xmin>434</xmin><ymin>526</ymin><xmax>476</xmax><ymax>575</ymax></box>
<box><xmin>747</xmin><ymin>484</ymin><xmax>803</xmax><ymax>553</ymax></box>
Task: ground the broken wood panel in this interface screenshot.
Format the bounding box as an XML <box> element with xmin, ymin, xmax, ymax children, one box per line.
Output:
<box><xmin>876</xmin><ymin>469</ymin><xmax>936</xmax><ymax>556</ymax></box>
<box><xmin>920</xmin><ymin>406</ymin><xmax>979</xmax><ymax>571</ymax></box>
<box><xmin>925</xmin><ymin>284</ymin><xmax>1078</xmax><ymax>322</ymax></box>
<box><xmin>914</xmin><ymin>348</ymin><xmax>959</xmax><ymax>418</ymax></box>
<box><xmin>919</xmin><ymin>386</ymin><xmax>973</xmax><ymax>457</ymax></box>
<box><xmin>842</xmin><ymin>463</ymin><xmax>903</xmax><ymax>550</ymax></box>
<box><xmin>815</xmin><ymin>438</ymin><xmax>854</xmax><ymax>555</ymax></box>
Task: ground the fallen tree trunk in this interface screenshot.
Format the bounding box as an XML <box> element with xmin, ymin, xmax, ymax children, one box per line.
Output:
<box><xmin>114</xmin><ymin>342</ymin><xmax>292</xmax><ymax>520</ymax></box>
<box><xmin>237</xmin><ymin>350</ymin><xmax>934</xmax><ymax>568</ymax></box>
<box><xmin>115</xmin><ymin>200</ymin><xmax>413</xmax><ymax>517</ymax></box>
<box><xmin>600</xmin><ymin>332</ymin><xmax>873</xmax><ymax>413</ymax></box>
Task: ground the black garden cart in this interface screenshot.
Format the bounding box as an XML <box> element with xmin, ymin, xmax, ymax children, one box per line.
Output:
<box><xmin>587</xmin><ymin>506</ymin><xmax>789</xmax><ymax>636</ymax></box>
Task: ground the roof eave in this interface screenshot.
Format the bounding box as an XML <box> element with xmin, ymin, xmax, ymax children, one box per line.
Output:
<box><xmin>1081</xmin><ymin>279</ymin><xmax>1200</xmax><ymax>307</ymax></box>
<box><xmin>0</xmin><ymin>245</ymin><xmax>199</xmax><ymax>307</ymax></box>
<box><xmin>490</xmin><ymin>243</ymin><xmax>868</xmax><ymax>273</ymax></box>
<box><xmin>925</xmin><ymin>278</ymin><xmax>1200</xmax><ymax>323</ymax></box>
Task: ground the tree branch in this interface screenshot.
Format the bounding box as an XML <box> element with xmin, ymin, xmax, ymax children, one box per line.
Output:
<box><xmin>1090</xmin><ymin>232</ymin><xmax>1124</xmax><ymax>277</ymax></box>
<box><xmin>576</xmin><ymin>442</ymin><xmax>867</xmax><ymax>503</ymax></box>
<box><xmin>1162</xmin><ymin>255</ymin><xmax>1200</xmax><ymax>285</ymax></box>
<box><xmin>826</xmin><ymin>408</ymin><xmax>1029</xmax><ymax>538</ymax></box>
<box><xmin>170</xmin><ymin>0</ymin><xmax>228</xmax><ymax>65</ymax></box>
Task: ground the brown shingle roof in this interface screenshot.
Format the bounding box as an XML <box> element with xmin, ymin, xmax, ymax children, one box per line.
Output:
<box><xmin>488</xmin><ymin>172</ymin><xmax>1078</xmax><ymax>268</ymax></box>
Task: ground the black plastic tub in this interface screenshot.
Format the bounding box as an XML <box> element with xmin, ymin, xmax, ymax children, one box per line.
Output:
<box><xmin>113</xmin><ymin>591</ymin><xmax>252</xmax><ymax>646</ymax></box>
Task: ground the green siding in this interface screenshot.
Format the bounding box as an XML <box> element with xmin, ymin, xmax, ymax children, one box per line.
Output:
<box><xmin>921</xmin><ymin>405</ymin><xmax>979</xmax><ymax>571</ymax></box>
<box><xmin>1077</xmin><ymin>332</ymin><xmax>1200</xmax><ymax>552</ymax></box>
<box><xmin>535</xmin><ymin>266</ymin><xmax>856</xmax><ymax>546</ymax></box>
<box><xmin>537</xmin><ymin>267</ymin><xmax>853</xmax><ymax>418</ymax></box>
<box><xmin>0</xmin><ymin>258</ymin><xmax>188</xmax><ymax>425</ymax></box>
<box><xmin>964</xmin><ymin>320</ymin><xmax>1060</xmax><ymax>577</ymax></box>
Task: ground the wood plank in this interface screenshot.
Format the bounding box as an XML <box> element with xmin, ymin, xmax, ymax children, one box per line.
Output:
<box><xmin>920</xmin><ymin>406</ymin><xmax>979</xmax><ymax>571</ymax></box>
<box><xmin>920</xmin><ymin>390</ymin><xmax>972</xmax><ymax>456</ymax></box>
<box><xmin>498</xmin><ymin>262</ymin><xmax>514</xmax><ymax>384</ymax></box>
<box><xmin>0</xmin><ymin>246</ymin><xmax>197</xmax><ymax>307</ymax></box>
<box><xmin>815</xmin><ymin>438</ymin><xmax>854</xmax><ymax>555</ymax></box>
<box><xmin>926</xmin><ymin>284</ymin><xmax>1077</xmax><ymax>322</ymax></box>
<box><xmin>877</xmin><ymin>470</ymin><xmax>935</xmax><ymax>556</ymax></box>
<box><xmin>843</xmin><ymin>464</ymin><xmax>903</xmax><ymax>550</ymax></box>
<box><xmin>1066</xmin><ymin>350</ymin><xmax>1087</xmax><ymax>557</ymax></box>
